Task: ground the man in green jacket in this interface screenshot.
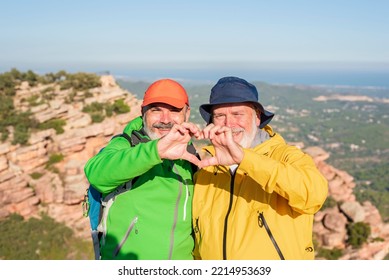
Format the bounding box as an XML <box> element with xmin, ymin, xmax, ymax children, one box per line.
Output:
<box><xmin>84</xmin><ymin>79</ymin><xmax>201</xmax><ymax>260</ymax></box>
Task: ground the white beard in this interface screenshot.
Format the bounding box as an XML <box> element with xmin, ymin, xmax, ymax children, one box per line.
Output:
<box><xmin>237</xmin><ymin>114</ymin><xmax>258</xmax><ymax>148</ymax></box>
<box><xmin>143</xmin><ymin>125</ymin><xmax>160</xmax><ymax>140</ymax></box>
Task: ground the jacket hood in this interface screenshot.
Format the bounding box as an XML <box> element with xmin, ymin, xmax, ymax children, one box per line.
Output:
<box><xmin>123</xmin><ymin>116</ymin><xmax>144</xmax><ymax>135</ymax></box>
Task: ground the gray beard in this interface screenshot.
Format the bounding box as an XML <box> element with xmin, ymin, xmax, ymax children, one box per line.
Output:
<box><xmin>250</xmin><ymin>128</ymin><xmax>270</xmax><ymax>148</ymax></box>
<box><xmin>143</xmin><ymin>125</ymin><xmax>160</xmax><ymax>140</ymax></box>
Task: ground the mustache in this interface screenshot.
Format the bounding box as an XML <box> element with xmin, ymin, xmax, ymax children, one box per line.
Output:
<box><xmin>152</xmin><ymin>124</ymin><xmax>245</xmax><ymax>134</ymax></box>
<box><xmin>231</xmin><ymin>127</ymin><xmax>245</xmax><ymax>134</ymax></box>
<box><xmin>153</xmin><ymin>123</ymin><xmax>174</xmax><ymax>129</ymax></box>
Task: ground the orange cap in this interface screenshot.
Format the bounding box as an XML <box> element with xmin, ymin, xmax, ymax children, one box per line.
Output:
<box><xmin>141</xmin><ymin>79</ymin><xmax>189</xmax><ymax>108</ymax></box>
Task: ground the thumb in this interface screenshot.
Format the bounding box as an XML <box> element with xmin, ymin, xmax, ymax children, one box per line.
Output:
<box><xmin>198</xmin><ymin>157</ymin><xmax>219</xmax><ymax>169</ymax></box>
<box><xmin>181</xmin><ymin>151</ymin><xmax>201</xmax><ymax>167</ymax></box>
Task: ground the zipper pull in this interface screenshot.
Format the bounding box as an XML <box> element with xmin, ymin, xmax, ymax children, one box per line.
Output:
<box><xmin>257</xmin><ymin>211</ymin><xmax>264</xmax><ymax>227</ymax></box>
<box><xmin>194</xmin><ymin>217</ymin><xmax>199</xmax><ymax>233</ymax></box>
<box><xmin>82</xmin><ymin>189</ymin><xmax>90</xmax><ymax>217</ymax></box>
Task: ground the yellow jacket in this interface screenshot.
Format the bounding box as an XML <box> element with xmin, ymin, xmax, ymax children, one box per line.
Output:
<box><xmin>192</xmin><ymin>126</ymin><xmax>328</xmax><ymax>260</ymax></box>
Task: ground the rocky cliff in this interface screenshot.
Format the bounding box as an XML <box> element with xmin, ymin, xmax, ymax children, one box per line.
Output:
<box><xmin>0</xmin><ymin>75</ymin><xmax>142</xmax><ymax>239</ymax></box>
<box><xmin>306</xmin><ymin>146</ymin><xmax>389</xmax><ymax>259</ymax></box>
<box><xmin>1</xmin><ymin>75</ymin><xmax>388</xmax><ymax>259</ymax></box>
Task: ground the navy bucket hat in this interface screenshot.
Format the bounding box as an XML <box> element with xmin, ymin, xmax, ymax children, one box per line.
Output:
<box><xmin>199</xmin><ymin>76</ymin><xmax>274</xmax><ymax>128</ymax></box>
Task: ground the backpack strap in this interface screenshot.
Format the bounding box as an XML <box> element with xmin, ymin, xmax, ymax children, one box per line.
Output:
<box><xmin>113</xmin><ymin>129</ymin><xmax>150</xmax><ymax>146</ymax></box>
<box><xmin>187</xmin><ymin>142</ymin><xmax>200</xmax><ymax>174</ymax></box>
<box><xmin>128</xmin><ymin>129</ymin><xmax>150</xmax><ymax>145</ymax></box>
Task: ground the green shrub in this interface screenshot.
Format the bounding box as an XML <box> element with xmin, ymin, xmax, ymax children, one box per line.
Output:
<box><xmin>38</xmin><ymin>119</ymin><xmax>66</xmax><ymax>134</ymax></box>
<box><xmin>46</xmin><ymin>153</ymin><xmax>64</xmax><ymax>168</ymax></box>
<box><xmin>83</xmin><ymin>100</ymin><xmax>129</xmax><ymax>122</ymax></box>
<box><xmin>0</xmin><ymin>71</ymin><xmax>17</xmax><ymax>96</ymax></box>
<box><xmin>83</xmin><ymin>102</ymin><xmax>104</xmax><ymax>114</ymax></box>
<box><xmin>112</xmin><ymin>99</ymin><xmax>130</xmax><ymax>114</ymax></box>
<box><xmin>346</xmin><ymin>222</ymin><xmax>371</xmax><ymax>248</ymax></box>
<box><xmin>0</xmin><ymin>95</ymin><xmax>15</xmax><ymax>139</ymax></box>
<box><xmin>84</xmin><ymin>91</ymin><xmax>93</xmax><ymax>98</ymax></box>
<box><xmin>26</xmin><ymin>71</ymin><xmax>39</xmax><ymax>86</ymax></box>
<box><xmin>26</xmin><ymin>95</ymin><xmax>43</xmax><ymax>106</ymax></box>
<box><xmin>0</xmin><ymin>93</ymin><xmax>38</xmax><ymax>145</ymax></box>
<box><xmin>105</xmin><ymin>104</ymin><xmax>114</xmax><ymax>117</ymax></box>
<box><xmin>13</xmin><ymin>125</ymin><xmax>30</xmax><ymax>145</ymax></box>
<box><xmin>316</xmin><ymin>247</ymin><xmax>343</xmax><ymax>260</ymax></box>
<box><xmin>83</xmin><ymin>102</ymin><xmax>106</xmax><ymax>123</ymax></box>
<box><xmin>0</xmin><ymin>213</ymin><xmax>93</xmax><ymax>259</ymax></box>
<box><xmin>30</xmin><ymin>172</ymin><xmax>43</xmax><ymax>179</ymax></box>
<box><xmin>10</xmin><ymin>112</ymin><xmax>38</xmax><ymax>145</ymax></box>
<box><xmin>320</xmin><ymin>195</ymin><xmax>338</xmax><ymax>210</ymax></box>
<box><xmin>91</xmin><ymin>113</ymin><xmax>105</xmax><ymax>123</ymax></box>
<box><xmin>41</xmin><ymin>87</ymin><xmax>55</xmax><ymax>100</ymax></box>
<box><xmin>59</xmin><ymin>72</ymin><xmax>101</xmax><ymax>91</ymax></box>
<box><xmin>371</xmin><ymin>237</ymin><xmax>385</xmax><ymax>242</ymax></box>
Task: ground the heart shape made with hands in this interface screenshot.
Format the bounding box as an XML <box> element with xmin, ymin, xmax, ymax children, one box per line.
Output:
<box><xmin>158</xmin><ymin>123</ymin><xmax>244</xmax><ymax>169</ymax></box>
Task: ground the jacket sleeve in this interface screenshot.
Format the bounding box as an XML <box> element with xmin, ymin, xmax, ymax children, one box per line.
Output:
<box><xmin>239</xmin><ymin>145</ymin><xmax>328</xmax><ymax>214</ymax></box>
<box><xmin>84</xmin><ymin>136</ymin><xmax>162</xmax><ymax>194</ymax></box>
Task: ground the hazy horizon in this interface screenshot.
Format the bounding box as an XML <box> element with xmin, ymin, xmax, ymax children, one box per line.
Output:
<box><xmin>2</xmin><ymin>62</ymin><xmax>389</xmax><ymax>89</ymax></box>
<box><xmin>2</xmin><ymin>0</ymin><xmax>388</xmax><ymax>88</ymax></box>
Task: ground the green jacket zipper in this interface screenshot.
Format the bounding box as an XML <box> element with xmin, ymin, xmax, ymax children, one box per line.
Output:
<box><xmin>113</xmin><ymin>216</ymin><xmax>138</xmax><ymax>257</ymax></box>
<box><xmin>183</xmin><ymin>184</ymin><xmax>189</xmax><ymax>221</ymax></box>
<box><xmin>168</xmin><ymin>164</ymin><xmax>184</xmax><ymax>259</ymax></box>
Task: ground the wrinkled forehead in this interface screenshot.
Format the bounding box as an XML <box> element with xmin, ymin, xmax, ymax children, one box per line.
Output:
<box><xmin>149</xmin><ymin>102</ymin><xmax>184</xmax><ymax>109</ymax></box>
<box><xmin>211</xmin><ymin>102</ymin><xmax>256</xmax><ymax>113</ymax></box>
<box><xmin>142</xmin><ymin>102</ymin><xmax>186</xmax><ymax>114</ymax></box>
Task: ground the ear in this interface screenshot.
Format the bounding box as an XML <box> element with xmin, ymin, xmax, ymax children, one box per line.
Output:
<box><xmin>255</xmin><ymin>109</ymin><xmax>261</xmax><ymax>127</ymax></box>
<box><xmin>256</xmin><ymin>116</ymin><xmax>261</xmax><ymax>127</ymax></box>
<box><xmin>185</xmin><ymin>106</ymin><xmax>191</xmax><ymax>121</ymax></box>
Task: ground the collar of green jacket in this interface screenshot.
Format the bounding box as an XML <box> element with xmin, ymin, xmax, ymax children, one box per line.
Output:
<box><xmin>123</xmin><ymin>116</ymin><xmax>146</xmax><ymax>136</ymax></box>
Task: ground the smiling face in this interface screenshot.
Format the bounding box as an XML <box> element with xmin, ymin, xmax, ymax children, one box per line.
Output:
<box><xmin>143</xmin><ymin>103</ymin><xmax>190</xmax><ymax>140</ymax></box>
<box><xmin>211</xmin><ymin>102</ymin><xmax>261</xmax><ymax>148</ymax></box>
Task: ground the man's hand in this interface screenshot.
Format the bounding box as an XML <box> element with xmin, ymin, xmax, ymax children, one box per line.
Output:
<box><xmin>199</xmin><ymin>124</ymin><xmax>244</xmax><ymax>168</ymax></box>
<box><xmin>157</xmin><ymin>122</ymin><xmax>203</xmax><ymax>166</ymax></box>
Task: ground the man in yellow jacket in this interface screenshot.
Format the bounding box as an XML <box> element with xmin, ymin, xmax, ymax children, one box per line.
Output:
<box><xmin>193</xmin><ymin>76</ymin><xmax>328</xmax><ymax>260</ymax></box>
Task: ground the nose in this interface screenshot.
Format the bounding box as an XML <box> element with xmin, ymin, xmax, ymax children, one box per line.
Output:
<box><xmin>224</xmin><ymin>114</ymin><xmax>234</xmax><ymax>127</ymax></box>
<box><xmin>160</xmin><ymin>110</ymin><xmax>172</xmax><ymax>123</ymax></box>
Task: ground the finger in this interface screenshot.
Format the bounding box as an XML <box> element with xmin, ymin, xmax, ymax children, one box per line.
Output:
<box><xmin>202</xmin><ymin>123</ymin><xmax>215</xmax><ymax>139</ymax></box>
<box><xmin>181</xmin><ymin>122</ymin><xmax>198</xmax><ymax>132</ymax></box>
<box><xmin>215</xmin><ymin>126</ymin><xmax>231</xmax><ymax>135</ymax></box>
<box><xmin>208</xmin><ymin>125</ymin><xmax>223</xmax><ymax>140</ymax></box>
<box><xmin>181</xmin><ymin>151</ymin><xmax>201</xmax><ymax>166</ymax></box>
<box><xmin>182</xmin><ymin>122</ymin><xmax>203</xmax><ymax>139</ymax></box>
<box><xmin>193</xmin><ymin>131</ymin><xmax>205</xmax><ymax>140</ymax></box>
<box><xmin>171</xmin><ymin>124</ymin><xmax>190</xmax><ymax>136</ymax></box>
<box><xmin>198</xmin><ymin>157</ymin><xmax>219</xmax><ymax>168</ymax></box>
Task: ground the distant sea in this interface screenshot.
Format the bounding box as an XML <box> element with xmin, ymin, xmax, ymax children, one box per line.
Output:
<box><xmin>112</xmin><ymin>68</ymin><xmax>389</xmax><ymax>89</ymax></box>
<box><xmin>3</xmin><ymin>64</ymin><xmax>388</xmax><ymax>89</ymax></box>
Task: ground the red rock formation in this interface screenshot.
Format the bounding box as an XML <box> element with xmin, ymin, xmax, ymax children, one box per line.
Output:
<box><xmin>305</xmin><ymin>147</ymin><xmax>389</xmax><ymax>259</ymax></box>
<box><xmin>0</xmin><ymin>75</ymin><xmax>141</xmax><ymax>240</ymax></box>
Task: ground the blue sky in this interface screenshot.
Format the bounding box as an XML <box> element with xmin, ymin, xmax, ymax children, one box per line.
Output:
<box><xmin>1</xmin><ymin>0</ymin><xmax>389</xmax><ymax>76</ymax></box>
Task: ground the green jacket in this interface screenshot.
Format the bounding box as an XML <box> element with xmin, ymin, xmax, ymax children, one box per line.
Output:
<box><xmin>84</xmin><ymin>117</ymin><xmax>195</xmax><ymax>260</ymax></box>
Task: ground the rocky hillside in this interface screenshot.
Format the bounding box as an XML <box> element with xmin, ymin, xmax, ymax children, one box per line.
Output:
<box><xmin>1</xmin><ymin>75</ymin><xmax>388</xmax><ymax>259</ymax></box>
<box><xmin>306</xmin><ymin>147</ymin><xmax>389</xmax><ymax>259</ymax></box>
<box><xmin>0</xmin><ymin>75</ymin><xmax>142</xmax><ymax>239</ymax></box>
